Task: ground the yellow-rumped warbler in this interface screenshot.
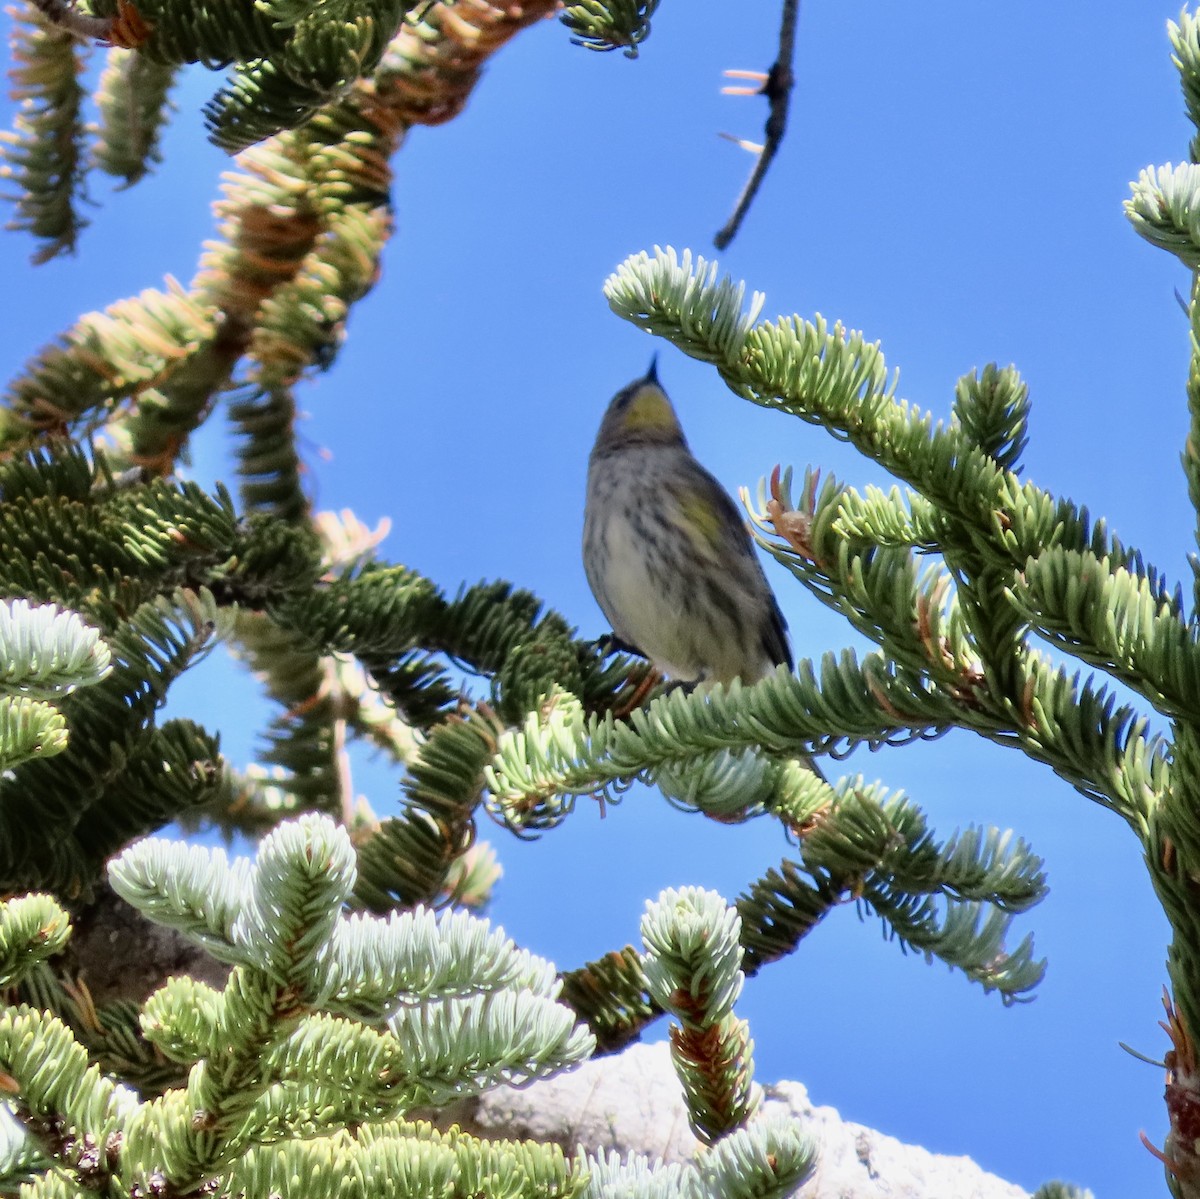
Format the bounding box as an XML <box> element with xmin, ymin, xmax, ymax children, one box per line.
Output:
<box><xmin>583</xmin><ymin>358</ymin><xmax>792</xmax><ymax>687</ymax></box>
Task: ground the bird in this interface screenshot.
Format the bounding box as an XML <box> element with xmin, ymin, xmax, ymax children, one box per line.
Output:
<box><xmin>582</xmin><ymin>356</ymin><xmax>792</xmax><ymax>689</ymax></box>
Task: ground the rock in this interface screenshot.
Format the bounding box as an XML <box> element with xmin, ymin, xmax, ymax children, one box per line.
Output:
<box><xmin>433</xmin><ymin>1041</ymin><xmax>1028</xmax><ymax>1199</ymax></box>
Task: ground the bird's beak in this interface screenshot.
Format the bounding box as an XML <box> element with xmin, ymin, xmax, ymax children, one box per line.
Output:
<box><xmin>645</xmin><ymin>353</ymin><xmax>659</xmax><ymax>386</ymax></box>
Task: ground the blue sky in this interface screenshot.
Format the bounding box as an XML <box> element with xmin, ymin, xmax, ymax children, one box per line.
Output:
<box><xmin>2</xmin><ymin>3</ymin><xmax>1196</xmax><ymax>1194</ymax></box>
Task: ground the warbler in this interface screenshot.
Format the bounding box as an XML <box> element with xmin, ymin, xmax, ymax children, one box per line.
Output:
<box><xmin>582</xmin><ymin>358</ymin><xmax>792</xmax><ymax>687</ymax></box>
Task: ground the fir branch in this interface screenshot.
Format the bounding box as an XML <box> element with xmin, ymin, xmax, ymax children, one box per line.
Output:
<box><xmin>321</xmin><ymin>904</ymin><xmax>560</xmax><ymax>1013</ymax></box>
<box><xmin>2</xmin><ymin>0</ymin><xmax>560</xmax><ymax>474</ymax></box>
<box><xmin>935</xmin><ymin>542</ymin><xmax>1029</xmax><ymax>724</ymax></box>
<box><xmin>1146</xmin><ymin>725</ymin><xmax>1200</xmax><ymax>1083</ymax></box>
<box><xmin>238</xmin><ymin>816</ymin><xmax>357</xmax><ymax>983</ymax></box>
<box><xmin>557</xmin><ymin>946</ymin><xmax>655</xmax><ymax>1055</ymax></box>
<box><xmin>81</xmin><ymin>0</ymin><xmax>412</xmax><ymax>152</ymax></box>
<box><xmin>112</xmin><ymin>125</ymin><xmax>392</xmax><ymax>477</ymax></box>
<box><xmin>356</xmin><ymin>649</ymin><xmax>459</xmax><ymax>732</ymax></box>
<box><xmin>749</xmin><ymin>467</ymin><xmax>1165</xmax><ymax>832</ymax></box>
<box><xmin>1010</xmin><ymin>547</ymin><xmax>1200</xmax><ymax>722</ymax></box>
<box><xmin>353</xmin><ymin>706</ymin><xmax>504</xmax><ymax>911</ymax></box>
<box><xmin>228</xmin><ymin>387</ymin><xmax>310</xmax><ymax>524</ymax></box>
<box><xmin>20</xmin><ymin>964</ymin><xmax>190</xmax><ymax>1095</ymax></box>
<box><xmin>0</xmin><ymin>600</ymin><xmax>110</xmax><ymax>699</ymax></box>
<box><xmin>225</xmin><ymin>611</ymin><xmax>348</xmax><ymax>821</ymax></box>
<box><xmin>90</xmin><ymin>49</ymin><xmax>177</xmax><ymax>186</ymax></box>
<box><xmin>103</xmin><ymin>335</ymin><xmax>243</xmax><ymax>478</ymax></box>
<box><xmin>799</xmin><ymin>474</ymin><xmax>941</xmax><ymax>553</ymax></box>
<box><xmin>0</xmin><ymin>1</ymin><xmax>90</xmax><ymax>262</ymax></box>
<box><xmin>691</xmin><ymin>1111</ymin><xmax>818</xmax><ymax>1199</ymax></box>
<box><xmin>736</xmin><ymin>857</ymin><xmax>841</xmax><ymax>975</ymax></box>
<box><xmin>2</xmin><ymin>284</ymin><xmax>218</xmax><ymax>447</ymax></box>
<box><xmin>607</xmin><ymin>248</ymin><xmax>1175</xmax><ymax>594</ymax></box>
<box><xmin>88</xmin><ymin>719</ymin><xmax>224</xmax><ymax>851</ymax></box>
<box><xmin>1015</xmin><ymin>653</ymin><xmax>1165</xmax><ymax>828</ymax></box>
<box><xmin>283</xmin><ymin>572</ymin><xmax>490</xmax><ymax>667</ymax></box>
<box><xmin>561</xmin><ymin>0</ymin><xmax>659</xmax><ymax>58</ymax></box>
<box><xmin>383</xmin><ymin>990</ymin><xmax>594</xmax><ymax>1105</ymax></box>
<box><xmin>296</xmin><ymin>81</ymin><xmax>399</xmax><ymax>210</ymax></box>
<box><xmin>606</xmin><ymin>247</ymin><xmax>767</xmax><ymax>368</ymax></box>
<box><xmin>654</xmin><ymin>748</ymin><xmax>832</xmax><ymax>830</ymax></box>
<box><xmin>366</xmin><ymin>0</ymin><xmax>559</xmax><ymax>129</ymax></box>
<box><xmin>106</xmin><ymin>838</ymin><xmax>253</xmax><ymax>965</ymax></box>
<box><xmin>563</xmin><ymin>786</ymin><xmax>1045</xmax><ymax>1049</ymax></box>
<box><xmin>0</xmin><ymin>696</ymin><xmax>68</xmax><ymax>769</ymax></box>
<box><xmin>0</xmin><ymin>440</ymin><xmax>93</xmax><ymax>499</ymax></box>
<box><xmin>107</xmin><ymin>817</ymin><xmax>596</xmax><ymax>1189</ymax></box>
<box><xmin>192</xmin><ymin>140</ymin><xmax>325</xmax><ymax>327</ymax></box>
<box><xmin>0</xmin><ymin>451</ymin><xmax>241</xmax><ymax>623</ymax></box>
<box><xmin>140</xmin><ymin>975</ymin><xmax>224</xmax><ymax>1065</ymax></box>
<box><xmin>247</xmin><ymin>998</ymin><xmax>590</xmax><ymax>1128</ymax></box>
<box><xmin>1185</xmin><ymin>272</ymin><xmax>1200</xmax><ymax>618</ymax></box>
<box><xmin>0</xmin><ymin>1006</ymin><xmax>127</xmax><ymax>1181</ymax></box>
<box><xmin>861</xmin><ymin>883</ymin><xmax>1044</xmax><ymax>1002</ymax></box>
<box><xmin>0</xmin><ymin>895</ymin><xmax>71</xmax><ymax>988</ymax></box>
<box><xmin>114</xmin><ymin>819</ymin><xmax>361</xmax><ymax>1188</ymax></box>
<box><xmin>0</xmin><ymin>1103</ymin><xmax>48</xmax><ymax>1189</ymax></box>
<box><xmin>204</xmin><ymin>59</ymin><xmax>343</xmax><ymax>155</ymax></box>
<box><xmin>235</xmin><ymin>1129</ymin><xmax>465</xmax><ymax>1199</ymax></box>
<box><xmin>484</xmin><ymin>664</ymin><xmax>952</xmax><ymax>834</ymax></box>
<box><xmin>248</xmin><ymin>204</ymin><xmax>392</xmax><ymax>389</ymax></box>
<box><xmin>0</xmin><ymin>591</ymin><xmax>223</xmax><ymax>893</ymax></box>
<box><xmin>272</xmin><ymin>570</ymin><xmax>637</xmax><ymax>729</ymax></box>
<box><xmin>227</xmin><ymin>1121</ymin><xmax>585</xmax><ymax>1199</ymax></box>
<box><xmin>110</xmin><ymin>817</ymin><xmax>562</xmax><ymax>1009</ymax></box>
<box><xmin>251</xmin><ymin>996</ymin><xmax>593</xmax><ymax>1126</ymax></box>
<box><xmin>185</xmin><ymin>42</ymin><xmax>397</xmax><ymax>408</ymax></box>
<box><xmin>1171</xmin><ymin>11</ymin><xmax>1200</xmax><ymax>163</ymax></box>
<box><xmin>210</xmin><ymin>511</ymin><xmax>324</xmax><ymax>606</ymax></box>
<box><xmin>580</xmin><ymin>1114</ymin><xmax>816</xmax><ymax>1199</ymax></box>
<box><xmin>953</xmin><ymin>364</ymin><xmax>1030</xmax><ymax>473</ymax></box>
<box><xmin>98</xmin><ymin>0</ymin><xmax>280</xmax><ymax>63</ymax></box>
<box><xmin>641</xmin><ymin>888</ymin><xmax>757</xmax><ymax>1144</ymax></box>
<box><xmin>608</xmin><ymin>249</ymin><xmax>1187</xmax><ymax>762</ymax></box>
<box><xmin>888</xmin><ymin>822</ymin><xmax>1045</xmax><ymax>911</ymax></box>
<box><xmin>735</xmin><ymin>788</ymin><xmax>947</xmax><ymax>974</ymax></box>
<box><xmin>796</xmin><ymin>784</ymin><xmax>1045</xmax><ymax>1000</ymax></box>
<box><xmin>1127</xmin><ymin>162</ymin><xmax>1200</xmax><ymax>269</ymax></box>
<box><xmin>578</xmin><ymin>1151</ymin><xmax>689</xmax><ymax>1199</ymax></box>
<box><xmin>0</xmin><ymin>451</ymin><xmax>309</xmax><ymax>638</ymax></box>
<box><xmin>200</xmin><ymin>0</ymin><xmax>411</xmax><ymax>153</ymax></box>
<box><xmin>747</xmin><ymin>468</ymin><xmax>984</xmax><ymax>699</ymax></box>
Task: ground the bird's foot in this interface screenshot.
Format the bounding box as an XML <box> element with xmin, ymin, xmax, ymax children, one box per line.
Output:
<box><xmin>593</xmin><ymin>632</ymin><xmax>647</xmax><ymax>660</ymax></box>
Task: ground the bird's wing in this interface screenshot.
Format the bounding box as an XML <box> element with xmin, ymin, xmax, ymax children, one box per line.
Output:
<box><xmin>665</xmin><ymin>467</ymin><xmax>792</xmax><ymax>672</ymax></box>
<box><xmin>664</xmin><ymin>467</ymin><xmax>760</xmax><ymax>567</ymax></box>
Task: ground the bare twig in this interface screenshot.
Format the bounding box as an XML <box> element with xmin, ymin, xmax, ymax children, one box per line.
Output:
<box><xmin>25</xmin><ymin>0</ymin><xmax>111</xmax><ymax>41</ymax></box>
<box><xmin>713</xmin><ymin>0</ymin><xmax>799</xmax><ymax>250</ymax></box>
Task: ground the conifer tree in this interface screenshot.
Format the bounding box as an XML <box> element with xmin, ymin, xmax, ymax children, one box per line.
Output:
<box><xmin>0</xmin><ymin>2</ymin><xmax>1192</xmax><ymax>1197</ymax></box>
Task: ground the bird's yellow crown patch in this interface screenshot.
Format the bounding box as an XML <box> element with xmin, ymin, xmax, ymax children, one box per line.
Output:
<box><xmin>621</xmin><ymin>385</ymin><xmax>681</xmax><ymax>435</ymax></box>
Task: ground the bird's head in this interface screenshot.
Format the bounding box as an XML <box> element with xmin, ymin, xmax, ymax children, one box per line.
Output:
<box><xmin>592</xmin><ymin>356</ymin><xmax>687</xmax><ymax>454</ymax></box>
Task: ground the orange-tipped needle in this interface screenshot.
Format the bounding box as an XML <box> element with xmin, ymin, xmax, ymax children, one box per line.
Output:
<box><xmin>722</xmin><ymin>68</ymin><xmax>769</xmax><ymax>96</ymax></box>
<box><xmin>718</xmin><ymin>131</ymin><xmax>764</xmax><ymax>154</ymax></box>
